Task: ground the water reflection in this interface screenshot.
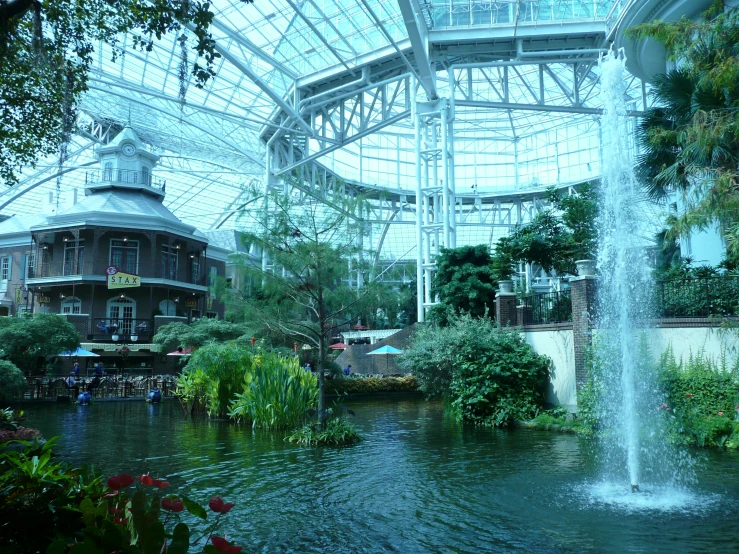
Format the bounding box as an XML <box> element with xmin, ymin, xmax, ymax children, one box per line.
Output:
<box><xmin>20</xmin><ymin>396</ymin><xmax>739</xmax><ymax>554</ymax></box>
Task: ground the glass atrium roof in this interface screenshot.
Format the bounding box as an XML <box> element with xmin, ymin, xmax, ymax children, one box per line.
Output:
<box><xmin>0</xmin><ymin>0</ymin><xmax>656</xmax><ymax>259</ymax></box>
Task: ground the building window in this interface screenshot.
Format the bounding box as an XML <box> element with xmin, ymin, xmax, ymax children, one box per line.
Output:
<box><xmin>26</xmin><ymin>252</ymin><xmax>36</xmax><ymax>279</ymax></box>
<box><xmin>110</xmin><ymin>239</ymin><xmax>138</xmax><ymax>274</ymax></box>
<box><xmin>190</xmin><ymin>309</ymin><xmax>201</xmax><ymax>322</ymax></box>
<box><xmin>206</xmin><ymin>311</ymin><xmax>218</xmax><ymax>319</ymax></box>
<box><xmin>190</xmin><ymin>256</ymin><xmax>200</xmax><ymax>283</ymax></box>
<box><xmin>142</xmin><ymin>166</ymin><xmax>150</xmax><ymax>186</ymax></box>
<box><xmin>209</xmin><ymin>266</ymin><xmax>218</xmax><ymax>286</ymax></box>
<box><xmin>61</xmin><ymin>297</ymin><xmax>82</xmax><ymax>315</ymax></box>
<box><xmin>159</xmin><ymin>299</ymin><xmax>176</xmax><ymax>316</ymax></box>
<box><xmin>63</xmin><ymin>240</ymin><xmax>84</xmax><ymax>275</ymax></box>
<box><xmin>0</xmin><ymin>256</ymin><xmax>11</xmax><ymax>280</ymax></box>
<box><xmin>162</xmin><ymin>245</ymin><xmax>178</xmax><ymax>280</ymax></box>
<box><xmin>103</xmin><ymin>162</ymin><xmax>113</xmax><ymax>181</ymax></box>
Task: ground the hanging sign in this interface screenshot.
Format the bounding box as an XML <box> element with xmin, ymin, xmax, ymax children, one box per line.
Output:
<box><xmin>15</xmin><ymin>288</ymin><xmax>22</xmax><ymax>304</ymax></box>
<box><xmin>37</xmin><ymin>296</ymin><xmax>51</xmax><ymax>304</ymax></box>
<box><xmin>106</xmin><ymin>266</ymin><xmax>141</xmax><ymax>290</ymax></box>
<box><xmin>184</xmin><ymin>298</ymin><xmax>197</xmax><ymax>308</ymax></box>
<box><xmin>206</xmin><ymin>296</ymin><xmax>213</xmax><ymax>310</ymax></box>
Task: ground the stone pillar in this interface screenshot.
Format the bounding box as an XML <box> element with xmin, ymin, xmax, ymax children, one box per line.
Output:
<box><xmin>495</xmin><ymin>293</ymin><xmax>518</xmax><ymax>327</ymax></box>
<box><xmin>517</xmin><ymin>303</ymin><xmax>533</xmax><ymax>326</ymax></box>
<box><xmin>570</xmin><ymin>276</ymin><xmax>597</xmax><ymax>389</ymax></box>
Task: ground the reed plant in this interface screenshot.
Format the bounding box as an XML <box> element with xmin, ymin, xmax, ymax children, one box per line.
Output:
<box><xmin>229</xmin><ymin>352</ymin><xmax>317</xmax><ymax>429</ymax></box>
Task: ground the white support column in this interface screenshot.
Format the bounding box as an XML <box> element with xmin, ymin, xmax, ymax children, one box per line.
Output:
<box><xmin>445</xmin><ymin>106</ymin><xmax>456</xmax><ymax>248</ymax></box>
<box><xmin>414</xmin><ymin>89</ymin><xmax>425</xmax><ymax>322</ymax></box>
<box><xmin>440</xmin><ymin>105</ymin><xmax>450</xmax><ymax>248</ymax></box>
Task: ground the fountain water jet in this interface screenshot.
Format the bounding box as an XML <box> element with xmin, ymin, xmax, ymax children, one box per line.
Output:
<box><xmin>594</xmin><ymin>49</ymin><xmax>682</xmax><ymax>495</ymax></box>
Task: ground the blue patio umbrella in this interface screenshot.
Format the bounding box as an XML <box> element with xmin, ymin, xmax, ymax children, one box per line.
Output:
<box><xmin>57</xmin><ymin>347</ymin><xmax>100</xmax><ymax>357</ymax></box>
<box><xmin>366</xmin><ymin>344</ymin><xmax>403</xmax><ymax>371</ymax></box>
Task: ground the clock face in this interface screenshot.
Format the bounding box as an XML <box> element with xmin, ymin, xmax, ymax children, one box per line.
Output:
<box><xmin>122</xmin><ymin>144</ymin><xmax>136</xmax><ymax>156</ymax></box>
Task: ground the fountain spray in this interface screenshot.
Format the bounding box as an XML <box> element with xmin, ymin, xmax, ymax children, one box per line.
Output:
<box><xmin>596</xmin><ymin>48</ymin><xmax>646</xmax><ymax>492</ymax></box>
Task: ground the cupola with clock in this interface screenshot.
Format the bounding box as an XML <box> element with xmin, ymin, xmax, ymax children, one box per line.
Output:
<box><xmin>89</xmin><ymin>125</ymin><xmax>165</xmax><ymax>201</ymax></box>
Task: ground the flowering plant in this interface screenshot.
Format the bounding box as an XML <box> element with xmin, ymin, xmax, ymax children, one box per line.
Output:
<box><xmin>45</xmin><ymin>472</ymin><xmax>243</xmax><ymax>554</ymax></box>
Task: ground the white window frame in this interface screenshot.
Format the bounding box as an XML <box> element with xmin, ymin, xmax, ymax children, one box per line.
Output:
<box><xmin>0</xmin><ymin>256</ymin><xmax>11</xmax><ymax>282</ymax></box>
<box><xmin>61</xmin><ymin>297</ymin><xmax>82</xmax><ymax>315</ymax></box>
<box><xmin>159</xmin><ymin>299</ymin><xmax>176</xmax><ymax>316</ymax></box>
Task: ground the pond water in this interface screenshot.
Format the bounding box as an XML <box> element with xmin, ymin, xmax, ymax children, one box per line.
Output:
<box><xmin>22</xmin><ymin>396</ymin><xmax>739</xmax><ymax>553</ymax></box>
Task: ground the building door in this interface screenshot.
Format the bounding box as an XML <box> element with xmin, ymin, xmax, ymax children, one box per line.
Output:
<box><xmin>107</xmin><ymin>296</ymin><xmax>136</xmax><ymax>335</ymax></box>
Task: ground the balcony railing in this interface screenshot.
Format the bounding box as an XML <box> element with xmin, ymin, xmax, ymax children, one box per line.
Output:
<box><xmin>29</xmin><ymin>260</ymin><xmax>205</xmax><ymax>285</ymax></box>
<box><xmin>86</xmin><ymin>168</ymin><xmax>166</xmax><ymax>190</ymax></box>
<box><xmin>655</xmin><ymin>276</ymin><xmax>739</xmax><ymax>318</ymax></box>
<box><xmin>92</xmin><ymin>318</ymin><xmax>154</xmax><ymax>341</ymax></box>
<box><xmin>519</xmin><ymin>290</ymin><xmax>573</xmax><ymax>325</ymax></box>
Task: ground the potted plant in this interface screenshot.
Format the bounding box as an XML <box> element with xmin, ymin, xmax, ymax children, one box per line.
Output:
<box><xmin>491</xmin><ymin>236</ymin><xmax>516</xmax><ymax>293</ymax></box>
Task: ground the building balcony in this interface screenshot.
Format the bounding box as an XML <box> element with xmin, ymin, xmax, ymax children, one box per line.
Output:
<box><xmin>92</xmin><ymin>318</ymin><xmax>154</xmax><ymax>342</ymax></box>
<box><xmin>28</xmin><ymin>260</ymin><xmax>206</xmax><ymax>288</ymax></box>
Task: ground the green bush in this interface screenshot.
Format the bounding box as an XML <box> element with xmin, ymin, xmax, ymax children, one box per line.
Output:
<box><xmin>0</xmin><ymin>438</ymin><xmax>104</xmax><ymax>554</ymax></box>
<box><xmin>229</xmin><ymin>352</ymin><xmax>317</xmax><ymax>429</ymax></box>
<box><xmin>0</xmin><ymin>314</ymin><xmax>79</xmax><ymax>373</ymax></box>
<box><xmin>0</xmin><ymin>360</ymin><xmax>26</xmax><ymax>403</ymax></box>
<box><xmin>658</xmin><ymin>347</ymin><xmax>739</xmax><ymax>448</ymax></box>
<box><xmin>325</xmin><ymin>376</ymin><xmax>419</xmax><ymax>395</ymax></box>
<box><xmin>287</xmin><ymin>412</ymin><xmax>362</xmax><ymax>446</ymax></box>
<box><xmin>400</xmin><ymin>315</ymin><xmax>550</xmax><ymax>426</ymax></box>
<box><xmin>177</xmin><ymin>343</ymin><xmax>318</xmax><ymax>429</ymax></box>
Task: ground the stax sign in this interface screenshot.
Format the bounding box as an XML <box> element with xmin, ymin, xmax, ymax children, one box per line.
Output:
<box><xmin>106</xmin><ymin>266</ymin><xmax>141</xmax><ymax>290</ymax></box>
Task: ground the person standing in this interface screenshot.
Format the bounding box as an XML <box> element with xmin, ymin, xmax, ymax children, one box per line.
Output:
<box><xmin>73</xmin><ymin>362</ymin><xmax>80</xmax><ymax>378</ymax></box>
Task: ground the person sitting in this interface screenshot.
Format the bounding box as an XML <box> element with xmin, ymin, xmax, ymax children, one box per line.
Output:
<box><xmin>95</xmin><ymin>363</ymin><xmax>104</xmax><ymax>377</ymax></box>
<box><xmin>343</xmin><ymin>364</ymin><xmax>352</xmax><ymax>376</ymax></box>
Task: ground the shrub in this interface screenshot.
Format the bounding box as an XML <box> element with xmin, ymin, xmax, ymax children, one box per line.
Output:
<box><xmin>0</xmin><ymin>438</ymin><xmax>104</xmax><ymax>554</ymax></box>
<box><xmin>325</xmin><ymin>376</ymin><xmax>419</xmax><ymax>395</ymax></box>
<box><xmin>0</xmin><ymin>314</ymin><xmax>80</xmax><ymax>372</ymax></box>
<box><xmin>400</xmin><ymin>315</ymin><xmax>550</xmax><ymax>426</ymax></box>
<box><xmin>177</xmin><ymin>343</ymin><xmax>318</xmax><ymax>428</ymax></box>
<box><xmin>288</xmin><ymin>412</ymin><xmax>362</xmax><ymax>446</ymax></box>
<box><xmin>658</xmin><ymin>347</ymin><xmax>739</xmax><ymax>448</ymax></box>
<box><xmin>0</xmin><ymin>360</ymin><xmax>27</xmax><ymax>402</ymax></box>
<box><xmin>229</xmin><ymin>352</ymin><xmax>317</xmax><ymax>429</ymax></box>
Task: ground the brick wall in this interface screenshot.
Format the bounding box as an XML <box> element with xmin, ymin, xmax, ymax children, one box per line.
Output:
<box><xmin>570</xmin><ymin>276</ymin><xmax>597</xmax><ymax>389</ymax></box>
<box><xmin>495</xmin><ymin>293</ymin><xmax>518</xmax><ymax>326</ymax></box>
<box><xmin>64</xmin><ymin>314</ymin><xmax>91</xmax><ymax>340</ymax></box>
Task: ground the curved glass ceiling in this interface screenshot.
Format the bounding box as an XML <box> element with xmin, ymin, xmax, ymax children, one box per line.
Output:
<box><xmin>0</xmin><ymin>0</ymin><xmax>652</xmax><ymax>256</ymax></box>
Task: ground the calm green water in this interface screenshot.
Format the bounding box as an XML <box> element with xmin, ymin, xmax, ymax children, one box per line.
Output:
<box><xmin>20</xmin><ymin>397</ymin><xmax>739</xmax><ymax>553</ymax></box>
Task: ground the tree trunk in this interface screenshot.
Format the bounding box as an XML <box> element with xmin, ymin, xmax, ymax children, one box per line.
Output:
<box><xmin>317</xmin><ymin>290</ymin><xmax>326</xmax><ymax>420</ymax></box>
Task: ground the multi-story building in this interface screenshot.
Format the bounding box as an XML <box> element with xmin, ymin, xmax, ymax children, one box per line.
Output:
<box><xmin>0</xmin><ymin>126</ymin><xmax>228</xmax><ymax>374</ymax></box>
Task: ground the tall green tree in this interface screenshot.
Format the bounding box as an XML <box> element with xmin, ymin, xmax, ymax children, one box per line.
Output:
<box><xmin>429</xmin><ymin>245</ymin><xmax>497</xmax><ymax>323</ymax></box>
<box><xmin>228</xmin><ymin>189</ymin><xmax>373</xmax><ymax>415</ymax></box>
<box><xmin>0</xmin><ymin>0</ymin><xmax>248</xmax><ymax>185</ymax></box>
<box><xmin>629</xmin><ymin>2</ymin><xmax>739</xmax><ymax>254</ymax></box>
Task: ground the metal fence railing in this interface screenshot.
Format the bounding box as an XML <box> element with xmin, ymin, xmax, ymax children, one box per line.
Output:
<box><xmin>519</xmin><ymin>290</ymin><xmax>573</xmax><ymax>325</ymax></box>
<box><xmin>655</xmin><ymin>276</ymin><xmax>739</xmax><ymax>318</ymax></box>
<box><xmin>19</xmin><ymin>375</ymin><xmax>178</xmax><ymax>401</ymax></box>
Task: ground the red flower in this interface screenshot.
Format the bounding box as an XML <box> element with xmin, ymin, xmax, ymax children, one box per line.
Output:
<box><xmin>211</xmin><ymin>536</ymin><xmax>243</xmax><ymax>553</ymax></box>
<box><xmin>107</xmin><ymin>474</ymin><xmax>134</xmax><ymax>491</ymax></box>
<box><xmin>108</xmin><ymin>507</ymin><xmax>124</xmax><ymax>515</ymax></box>
<box><xmin>113</xmin><ymin>517</ymin><xmax>128</xmax><ymax>525</ymax></box>
<box><xmin>718</xmin><ymin>411</ymin><xmax>725</xmax><ymax>416</ymax></box>
<box><xmin>137</xmin><ymin>474</ymin><xmax>169</xmax><ymax>488</ymax></box>
<box><xmin>685</xmin><ymin>394</ymin><xmax>693</xmax><ymax>399</ymax></box>
<box><xmin>138</xmin><ymin>474</ymin><xmax>154</xmax><ymax>486</ymax></box>
<box><xmin>161</xmin><ymin>497</ymin><xmax>184</xmax><ymax>512</ymax></box>
<box><xmin>209</xmin><ymin>496</ymin><xmax>235</xmax><ymax>514</ymax></box>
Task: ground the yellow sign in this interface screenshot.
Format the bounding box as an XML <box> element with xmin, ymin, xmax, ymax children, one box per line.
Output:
<box><xmin>38</xmin><ymin>296</ymin><xmax>50</xmax><ymax>304</ymax></box>
<box><xmin>106</xmin><ymin>266</ymin><xmax>141</xmax><ymax>289</ymax></box>
<box><xmin>206</xmin><ymin>296</ymin><xmax>213</xmax><ymax>310</ymax></box>
<box><xmin>15</xmin><ymin>288</ymin><xmax>22</xmax><ymax>304</ymax></box>
<box><xmin>185</xmin><ymin>298</ymin><xmax>197</xmax><ymax>308</ymax></box>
